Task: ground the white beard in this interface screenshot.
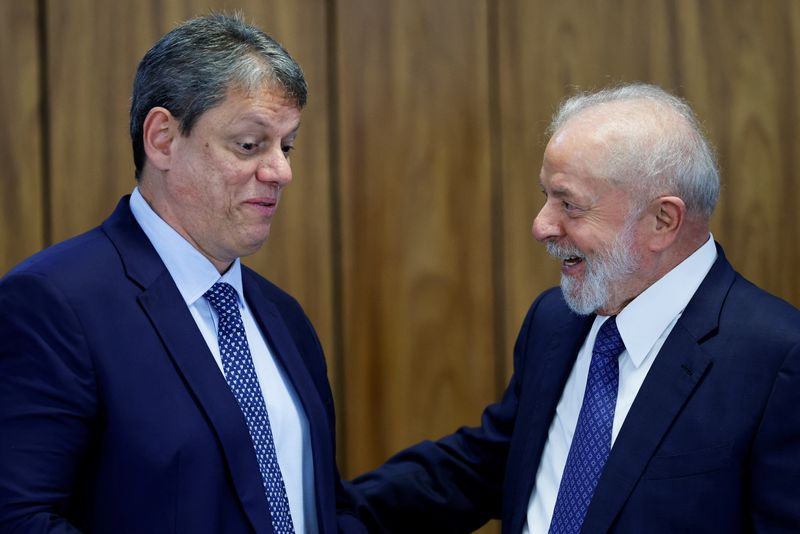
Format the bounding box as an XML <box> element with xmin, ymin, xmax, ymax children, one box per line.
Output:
<box><xmin>546</xmin><ymin>221</ymin><xmax>640</xmax><ymax>315</ymax></box>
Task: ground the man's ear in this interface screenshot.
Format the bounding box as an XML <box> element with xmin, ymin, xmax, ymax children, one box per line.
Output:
<box><xmin>648</xmin><ymin>195</ymin><xmax>686</xmax><ymax>252</ymax></box>
<box><xmin>142</xmin><ymin>107</ymin><xmax>177</xmax><ymax>172</ymax></box>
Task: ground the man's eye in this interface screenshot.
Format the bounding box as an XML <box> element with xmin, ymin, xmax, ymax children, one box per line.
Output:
<box><xmin>563</xmin><ymin>201</ymin><xmax>577</xmax><ymax>211</ymax></box>
<box><xmin>239</xmin><ymin>142</ymin><xmax>258</xmax><ymax>152</ymax></box>
<box><xmin>282</xmin><ymin>145</ymin><xmax>294</xmax><ymax>156</ymax></box>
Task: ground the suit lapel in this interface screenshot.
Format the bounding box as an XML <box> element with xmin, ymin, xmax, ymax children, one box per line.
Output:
<box><xmin>581</xmin><ymin>247</ymin><xmax>736</xmax><ymax>533</ymax></box>
<box><xmin>103</xmin><ymin>197</ymin><xmax>273</xmax><ymax>533</ymax></box>
<box><xmin>505</xmin><ymin>311</ymin><xmax>593</xmax><ymax>534</ymax></box>
<box><xmin>244</xmin><ymin>271</ymin><xmax>336</xmax><ymax>533</ymax></box>
<box><xmin>581</xmin><ymin>325</ymin><xmax>711</xmax><ymax>532</ymax></box>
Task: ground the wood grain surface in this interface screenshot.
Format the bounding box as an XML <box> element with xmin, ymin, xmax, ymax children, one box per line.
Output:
<box><xmin>2</xmin><ymin>3</ymin><xmax>799</xmax><ymax>533</ymax></box>
<box><xmin>0</xmin><ymin>2</ymin><xmax>43</xmax><ymax>274</ymax></box>
<box><xmin>335</xmin><ymin>0</ymin><xmax>499</xmax><ymax>475</ymax></box>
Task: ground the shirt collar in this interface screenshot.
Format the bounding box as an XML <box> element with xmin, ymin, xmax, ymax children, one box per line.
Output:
<box><xmin>614</xmin><ymin>235</ymin><xmax>717</xmax><ymax>367</ymax></box>
<box><xmin>129</xmin><ymin>187</ymin><xmax>244</xmax><ymax>307</ymax></box>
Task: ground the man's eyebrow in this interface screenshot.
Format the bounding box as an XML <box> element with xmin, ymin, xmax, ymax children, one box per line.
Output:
<box><xmin>232</xmin><ymin>116</ymin><xmax>301</xmax><ymax>139</ymax></box>
<box><xmin>550</xmin><ymin>186</ymin><xmax>572</xmax><ymax>197</ymax></box>
<box><xmin>540</xmin><ymin>183</ymin><xmax>573</xmax><ymax>198</ymax></box>
<box><xmin>237</xmin><ymin>114</ymin><xmax>270</xmax><ymax>127</ymax></box>
<box><xmin>285</xmin><ymin>123</ymin><xmax>301</xmax><ymax>139</ymax></box>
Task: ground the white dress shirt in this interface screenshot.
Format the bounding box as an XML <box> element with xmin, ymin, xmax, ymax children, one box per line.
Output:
<box><xmin>130</xmin><ymin>188</ymin><xmax>318</xmax><ymax>533</ymax></box>
<box><xmin>523</xmin><ymin>235</ymin><xmax>717</xmax><ymax>533</ymax></box>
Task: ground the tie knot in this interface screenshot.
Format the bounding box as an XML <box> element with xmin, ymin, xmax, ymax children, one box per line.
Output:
<box><xmin>204</xmin><ymin>282</ymin><xmax>240</xmax><ymax>317</ymax></box>
<box><xmin>594</xmin><ymin>315</ymin><xmax>625</xmax><ymax>361</ymax></box>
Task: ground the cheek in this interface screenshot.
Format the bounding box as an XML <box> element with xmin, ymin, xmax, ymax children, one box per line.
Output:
<box><xmin>178</xmin><ymin>145</ymin><xmax>255</xmax><ymax>213</ymax></box>
<box><xmin>207</xmin><ymin>147</ymin><xmax>256</xmax><ymax>186</ymax></box>
<box><xmin>569</xmin><ymin>217</ymin><xmax>617</xmax><ymax>246</ymax></box>
<box><xmin>562</xmin><ymin>221</ymin><xmax>596</xmax><ymax>249</ymax></box>
<box><xmin>188</xmin><ymin>157</ymin><xmax>239</xmax><ymax>201</ymax></box>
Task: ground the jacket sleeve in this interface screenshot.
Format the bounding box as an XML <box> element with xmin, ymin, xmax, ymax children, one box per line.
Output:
<box><xmin>344</xmin><ymin>390</ymin><xmax>518</xmax><ymax>533</ymax></box>
<box><xmin>0</xmin><ymin>272</ymin><xmax>95</xmax><ymax>533</ymax></box>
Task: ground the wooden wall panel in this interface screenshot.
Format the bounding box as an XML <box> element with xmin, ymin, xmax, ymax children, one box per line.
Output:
<box><xmin>3</xmin><ymin>2</ymin><xmax>799</xmax><ymax>531</ymax></box>
<box><xmin>45</xmin><ymin>1</ymin><xmax>154</xmax><ymax>243</ymax></box>
<box><xmin>336</xmin><ymin>0</ymin><xmax>498</xmax><ymax>476</ymax></box>
<box><xmin>43</xmin><ymin>0</ymin><xmax>336</xmax><ymax>373</ymax></box>
<box><xmin>0</xmin><ymin>2</ymin><xmax>43</xmax><ymax>275</ymax></box>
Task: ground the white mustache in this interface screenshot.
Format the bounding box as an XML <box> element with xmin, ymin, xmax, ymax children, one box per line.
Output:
<box><xmin>545</xmin><ymin>241</ymin><xmax>585</xmax><ymax>261</ymax></box>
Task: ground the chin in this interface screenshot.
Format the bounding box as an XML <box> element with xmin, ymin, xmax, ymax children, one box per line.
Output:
<box><xmin>233</xmin><ymin>237</ymin><xmax>268</xmax><ymax>258</ymax></box>
<box><xmin>560</xmin><ymin>276</ymin><xmax>608</xmax><ymax>316</ymax></box>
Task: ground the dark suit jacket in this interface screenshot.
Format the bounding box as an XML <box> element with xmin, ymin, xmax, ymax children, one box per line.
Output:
<box><xmin>0</xmin><ymin>197</ymin><xmax>364</xmax><ymax>533</ymax></box>
<box><xmin>349</xmin><ymin>245</ymin><xmax>800</xmax><ymax>533</ymax></box>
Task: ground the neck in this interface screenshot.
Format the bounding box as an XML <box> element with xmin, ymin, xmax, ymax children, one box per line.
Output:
<box><xmin>137</xmin><ymin>178</ymin><xmax>235</xmax><ymax>275</ymax></box>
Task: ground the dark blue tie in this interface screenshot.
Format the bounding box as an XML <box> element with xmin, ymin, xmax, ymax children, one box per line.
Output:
<box><xmin>549</xmin><ymin>316</ymin><xmax>624</xmax><ymax>534</ymax></box>
<box><xmin>204</xmin><ymin>282</ymin><xmax>295</xmax><ymax>534</ymax></box>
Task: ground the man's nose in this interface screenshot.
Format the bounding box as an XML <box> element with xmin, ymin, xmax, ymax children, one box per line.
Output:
<box><xmin>256</xmin><ymin>148</ymin><xmax>293</xmax><ymax>186</ymax></box>
<box><xmin>531</xmin><ymin>201</ymin><xmax>562</xmax><ymax>242</ymax></box>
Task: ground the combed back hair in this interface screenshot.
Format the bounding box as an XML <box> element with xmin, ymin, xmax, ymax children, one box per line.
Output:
<box><xmin>547</xmin><ymin>83</ymin><xmax>720</xmax><ymax>219</ymax></box>
<box><xmin>130</xmin><ymin>12</ymin><xmax>307</xmax><ymax>179</ymax></box>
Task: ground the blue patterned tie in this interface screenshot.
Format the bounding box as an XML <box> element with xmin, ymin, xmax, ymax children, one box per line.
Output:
<box><xmin>204</xmin><ymin>282</ymin><xmax>295</xmax><ymax>534</ymax></box>
<box><xmin>549</xmin><ymin>316</ymin><xmax>624</xmax><ymax>534</ymax></box>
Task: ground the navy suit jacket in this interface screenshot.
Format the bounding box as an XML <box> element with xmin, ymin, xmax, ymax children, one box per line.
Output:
<box><xmin>0</xmin><ymin>198</ymin><xmax>365</xmax><ymax>533</ymax></box>
<box><xmin>350</xmin><ymin>245</ymin><xmax>800</xmax><ymax>533</ymax></box>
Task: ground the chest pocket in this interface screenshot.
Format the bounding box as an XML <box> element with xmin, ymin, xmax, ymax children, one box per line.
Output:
<box><xmin>642</xmin><ymin>442</ymin><xmax>733</xmax><ymax>480</ymax></box>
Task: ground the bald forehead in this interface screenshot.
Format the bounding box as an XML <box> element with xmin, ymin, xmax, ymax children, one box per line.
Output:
<box><xmin>543</xmin><ymin>98</ymin><xmax>686</xmax><ymax>185</ymax></box>
<box><xmin>554</xmin><ymin>98</ymin><xmax>689</xmax><ymax>146</ymax></box>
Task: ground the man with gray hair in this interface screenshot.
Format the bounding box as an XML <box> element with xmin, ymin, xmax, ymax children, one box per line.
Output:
<box><xmin>0</xmin><ymin>13</ymin><xmax>364</xmax><ymax>533</ymax></box>
<box><xmin>348</xmin><ymin>83</ymin><xmax>800</xmax><ymax>532</ymax></box>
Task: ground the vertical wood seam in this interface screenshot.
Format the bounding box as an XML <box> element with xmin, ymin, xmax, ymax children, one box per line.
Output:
<box><xmin>36</xmin><ymin>0</ymin><xmax>51</xmax><ymax>248</ymax></box>
<box><xmin>487</xmin><ymin>0</ymin><xmax>508</xmax><ymax>398</ymax></box>
<box><xmin>325</xmin><ymin>0</ymin><xmax>348</xmax><ymax>475</ymax></box>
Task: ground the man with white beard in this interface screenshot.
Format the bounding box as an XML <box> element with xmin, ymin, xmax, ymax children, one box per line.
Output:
<box><xmin>347</xmin><ymin>83</ymin><xmax>800</xmax><ymax>533</ymax></box>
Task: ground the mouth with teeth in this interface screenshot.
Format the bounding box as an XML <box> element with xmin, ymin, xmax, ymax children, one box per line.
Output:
<box><xmin>545</xmin><ymin>241</ymin><xmax>587</xmax><ymax>275</ymax></box>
